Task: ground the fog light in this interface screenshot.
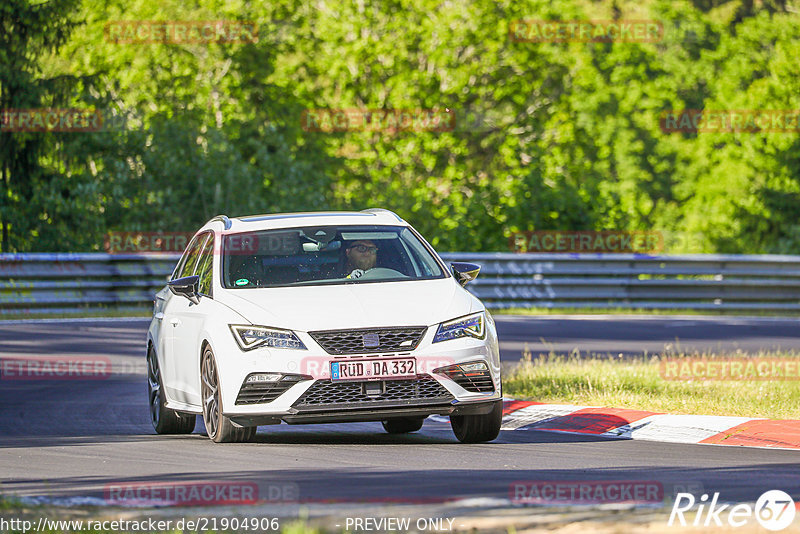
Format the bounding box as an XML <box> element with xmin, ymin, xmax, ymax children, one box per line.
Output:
<box><xmin>459</xmin><ymin>362</ymin><xmax>488</xmax><ymax>372</ymax></box>
<box><xmin>246</xmin><ymin>373</ymin><xmax>282</xmax><ymax>383</ymax></box>
<box><xmin>432</xmin><ymin>361</ymin><xmax>488</xmax><ymax>374</ymax></box>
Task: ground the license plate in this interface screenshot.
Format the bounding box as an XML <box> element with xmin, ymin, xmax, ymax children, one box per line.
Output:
<box><xmin>330</xmin><ymin>358</ymin><xmax>416</xmax><ymax>381</ymax></box>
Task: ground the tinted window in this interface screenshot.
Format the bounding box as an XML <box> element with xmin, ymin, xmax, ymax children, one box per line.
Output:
<box><xmin>175</xmin><ymin>233</ymin><xmax>208</xmax><ymax>279</ymax></box>
<box><xmin>196</xmin><ymin>234</ymin><xmax>214</xmax><ymax>296</ymax></box>
<box><xmin>221</xmin><ymin>225</ymin><xmax>445</xmax><ymax>288</ymax></box>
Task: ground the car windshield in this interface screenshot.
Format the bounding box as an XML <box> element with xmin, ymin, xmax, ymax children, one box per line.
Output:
<box><xmin>221</xmin><ymin>225</ymin><xmax>445</xmax><ymax>288</ymax></box>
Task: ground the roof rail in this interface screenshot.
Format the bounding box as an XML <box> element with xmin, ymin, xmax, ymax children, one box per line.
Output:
<box><xmin>361</xmin><ymin>208</ymin><xmax>403</xmax><ymax>222</ymax></box>
<box><xmin>208</xmin><ymin>215</ymin><xmax>232</xmax><ymax>230</ymax></box>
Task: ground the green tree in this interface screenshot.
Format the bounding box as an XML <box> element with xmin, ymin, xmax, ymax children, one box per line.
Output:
<box><xmin>0</xmin><ymin>0</ymin><xmax>86</xmax><ymax>251</ymax></box>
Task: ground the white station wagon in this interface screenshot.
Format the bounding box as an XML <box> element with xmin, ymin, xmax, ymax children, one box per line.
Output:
<box><xmin>147</xmin><ymin>209</ymin><xmax>503</xmax><ymax>443</ymax></box>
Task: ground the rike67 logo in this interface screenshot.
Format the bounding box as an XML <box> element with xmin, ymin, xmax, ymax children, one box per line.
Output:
<box><xmin>669</xmin><ymin>490</ymin><xmax>796</xmax><ymax>531</ymax></box>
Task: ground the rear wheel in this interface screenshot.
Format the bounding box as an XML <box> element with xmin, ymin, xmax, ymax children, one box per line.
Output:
<box><xmin>381</xmin><ymin>417</ymin><xmax>425</xmax><ymax>434</ymax></box>
<box><xmin>201</xmin><ymin>347</ymin><xmax>256</xmax><ymax>443</ymax></box>
<box><xmin>451</xmin><ymin>401</ymin><xmax>502</xmax><ymax>443</ymax></box>
<box><xmin>147</xmin><ymin>346</ymin><xmax>195</xmax><ymax>434</ymax></box>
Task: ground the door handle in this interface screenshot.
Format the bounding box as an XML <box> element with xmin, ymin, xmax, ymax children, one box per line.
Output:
<box><xmin>154</xmin><ymin>312</ymin><xmax>164</xmax><ymax>320</ymax></box>
<box><xmin>170</xmin><ymin>318</ymin><xmax>181</xmax><ymax>327</ymax></box>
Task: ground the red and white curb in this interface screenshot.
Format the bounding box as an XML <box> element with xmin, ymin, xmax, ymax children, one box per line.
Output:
<box><xmin>497</xmin><ymin>400</ymin><xmax>800</xmax><ymax>450</ymax></box>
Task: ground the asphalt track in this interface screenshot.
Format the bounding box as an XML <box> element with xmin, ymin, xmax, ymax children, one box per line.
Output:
<box><xmin>1</xmin><ymin>314</ymin><xmax>799</xmax><ymax>363</ymax></box>
<box><xmin>0</xmin><ymin>316</ymin><xmax>799</xmax><ymax>514</ymax></box>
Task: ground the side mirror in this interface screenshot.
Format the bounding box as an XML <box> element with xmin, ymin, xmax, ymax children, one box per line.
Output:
<box><xmin>168</xmin><ymin>275</ymin><xmax>200</xmax><ymax>305</ymax></box>
<box><xmin>451</xmin><ymin>262</ymin><xmax>481</xmax><ymax>287</ymax></box>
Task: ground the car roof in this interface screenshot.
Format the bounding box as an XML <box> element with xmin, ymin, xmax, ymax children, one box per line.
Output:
<box><xmin>201</xmin><ymin>209</ymin><xmax>407</xmax><ymax>233</ymax></box>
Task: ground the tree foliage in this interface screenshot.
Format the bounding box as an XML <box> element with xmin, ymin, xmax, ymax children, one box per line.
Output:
<box><xmin>1</xmin><ymin>0</ymin><xmax>798</xmax><ymax>253</ymax></box>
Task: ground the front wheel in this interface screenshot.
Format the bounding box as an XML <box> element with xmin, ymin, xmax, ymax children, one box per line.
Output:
<box><xmin>147</xmin><ymin>346</ymin><xmax>195</xmax><ymax>434</ymax></box>
<box><xmin>201</xmin><ymin>347</ymin><xmax>256</xmax><ymax>443</ymax></box>
<box><xmin>450</xmin><ymin>401</ymin><xmax>503</xmax><ymax>443</ymax></box>
<box><xmin>381</xmin><ymin>417</ymin><xmax>424</xmax><ymax>434</ymax></box>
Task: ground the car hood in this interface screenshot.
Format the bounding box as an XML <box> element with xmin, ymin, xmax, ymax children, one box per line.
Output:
<box><xmin>215</xmin><ymin>278</ymin><xmax>478</xmax><ymax>331</ymax></box>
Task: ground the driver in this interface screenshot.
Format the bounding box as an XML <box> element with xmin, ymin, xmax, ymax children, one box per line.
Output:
<box><xmin>344</xmin><ymin>239</ymin><xmax>378</xmax><ymax>279</ymax></box>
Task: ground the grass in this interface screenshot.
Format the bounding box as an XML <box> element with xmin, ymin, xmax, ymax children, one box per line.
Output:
<box><xmin>503</xmin><ymin>350</ymin><xmax>800</xmax><ymax>419</ymax></box>
<box><xmin>0</xmin><ymin>499</ymin><xmax>322</xmax><ymax>534</ymax></box>
<box><xmin>0</xmin><ymin>494</ymin><xmax>23</xmax><ymax>510</ymax></box>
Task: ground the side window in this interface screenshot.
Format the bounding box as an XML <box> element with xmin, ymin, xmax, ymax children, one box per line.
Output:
<box><xmin>174</xmin><ymin>233</ymin><xmax>208</xmax><ymax>280</ymax></box>
<box><xmin>401</xmin><ymin>228</ymin><xmax>441</xmax><ymax>277</ymax></box>
<box><xmin>196</xmin><ymin>234</ymin><xmax>214</xmax><ymax>296</ymax></box>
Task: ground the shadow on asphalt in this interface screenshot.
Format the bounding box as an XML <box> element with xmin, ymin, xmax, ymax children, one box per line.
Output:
<box><xmin>0</xmin><ymin>375</ymin><xmax>622</xmax><ymax>447</ymax></box>
<box><xmin>3</xmin><ymin>378</ymin><xmax>800</xmax><ymax>507</ymax></box>
<box><xmin>0</xmin><ymin>419</ymin><xmax>619</xmax><ymax>447</ymax></box>
<box><xmin>4</xmin><ymin>464</ymin><xmax>800</xmax><ymax>504</ymax></box>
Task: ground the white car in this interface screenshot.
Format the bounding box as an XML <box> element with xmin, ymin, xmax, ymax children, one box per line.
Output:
<box><xmin>147</xmin><ymin>209</ymin><xmax>503</xmax><ymax>443</ymax></box>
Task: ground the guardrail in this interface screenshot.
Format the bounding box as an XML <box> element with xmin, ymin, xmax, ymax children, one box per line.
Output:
<box><xmin>441</xmin><ymin>253</ymin><xmax>800</xmax><ymax>311</ymax></box>
<box><xmin>0</xmin><ymin>253</ymin><xmax>178</xmax><ymax>316</ymax></box>
<box><xmin>2</xmin><ymin>252</ymin><xmax>800</xmax><ymax>316</ymax></box>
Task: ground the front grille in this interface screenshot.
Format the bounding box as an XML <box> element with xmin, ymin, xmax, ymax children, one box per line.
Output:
<box><xmin>292</xmin><ymin>375</ymin><xmax>453</xmax><ymax>409</ymax></box>
<box><xmin>309</xmin><ymin>326</ymin><xmax>427</xmax><ymax>355</ymax></box>
<box><xmin>235</xmin><ymin>374</ymin><xmax>307</xmax><ymax>405</ymax></box>
<box><xmin>439</xmin><ymin>368</ymin><xmax>495</xmax><ymax>393</ymax></box>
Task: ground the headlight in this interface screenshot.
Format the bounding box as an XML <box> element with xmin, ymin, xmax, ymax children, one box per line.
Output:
<box><xmin>229</xmin><ymin>325</ymin><xmax>307</xmax><ymax>351</ymax></box>
<box><xmin>432</xmin><ymin>312</ymin><xmax>485</xmax><ymax>343</ymax></box>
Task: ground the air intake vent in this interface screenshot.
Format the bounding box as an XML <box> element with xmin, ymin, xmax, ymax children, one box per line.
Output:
<box><xmin>235</xmin><ymin>374</ymin><xmax>307</xmax><ymax>405</ymax></box>
<box><xmin>438</xmin><ymin>368</ymin><xmax>495</xmax><ymax>393</ymax></box>
<box><xmin>292</xmin><ymin>375</ymin><xmax>452</xmax><ymax>409</ymax></box>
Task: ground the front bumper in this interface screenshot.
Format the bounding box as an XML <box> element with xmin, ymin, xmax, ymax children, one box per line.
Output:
<box><xmin>230</xmin><ymin>398</ymin><xmax>500</xmax><ymax>426</ymax></box>
<box><xmin>216</xmin><ymin>319</ymin><xmax>503</xmax><ymax>422</ymax></box>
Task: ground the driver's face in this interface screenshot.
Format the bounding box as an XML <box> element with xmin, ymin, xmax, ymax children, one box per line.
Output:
<box><xmin>346</xmin><ymin>240</ymin><xmax>378</xmax><ymax>270</ymax></box>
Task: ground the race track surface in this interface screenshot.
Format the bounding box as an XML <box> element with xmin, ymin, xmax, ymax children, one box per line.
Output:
<box><xmin>0</xmin><ymin>316</ymin><xmax>798</xmax><ymax>510</ymax></box>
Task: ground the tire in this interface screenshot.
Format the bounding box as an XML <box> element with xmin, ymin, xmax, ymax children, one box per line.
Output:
<box><xmin>147</xmin><ymin>346</ymin><xmax>195</xmax><ymax>434</ymax></box>
<box><xmin>201</xmin><ymin>347</ymin><xmax>257</xmax><ymax>443</ymax></box>
<box><xmin>381</xmin><ymin>417</ymin><xmax>425</xmax><ymax>434</ymax></box>
<box><xmin>450</xmin><ymin>400</ymin><xmax>503</xmax><ymax>443</ymax></box>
